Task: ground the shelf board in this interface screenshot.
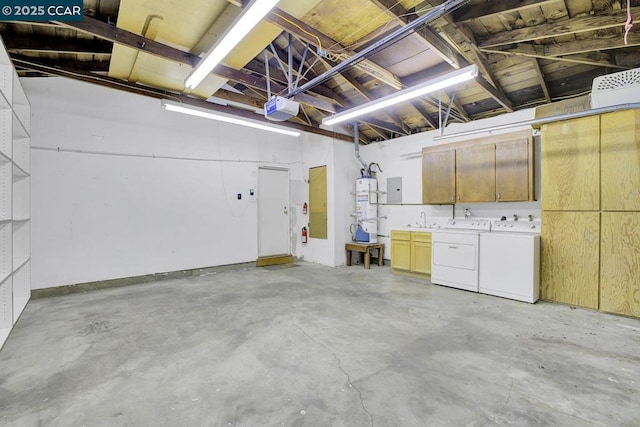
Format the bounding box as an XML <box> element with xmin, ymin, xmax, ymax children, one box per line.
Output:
<box><xmin>12</xmin><ymin>113</ymin><xmax>29</xmax><ymax>138</ymax></box>
<box><xmin>0</xmin><ymin>271</ymin><xmax>10</xmax><ymax>285</ymax></box>
<box><xmin>13</xmin><ymin>257</ymin><xmax>29</xmax><ymax>272</ymax></box>
<box><xmin>11</xmin><ymin>218</ymin><xmax>29</xmax><ymax>222</ymax></box>
<box><xmin>11</xmin><ymin>163</ymin><xmax>28</xmax><ymax>178</ymax></box>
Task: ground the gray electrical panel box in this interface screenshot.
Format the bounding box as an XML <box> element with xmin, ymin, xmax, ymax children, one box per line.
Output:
<box><xmin>387</xmin><ymin>177</ymin><xmax>402</xmax><ymax>204</ymax></box>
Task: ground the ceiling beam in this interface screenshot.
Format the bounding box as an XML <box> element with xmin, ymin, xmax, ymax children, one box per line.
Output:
<box><xmin>479</xmin><ymin>7</ymin><xmax>640</xmax><ymax>48</ymax></box>
<box><xmin>57</xmin><ymin>16</ymin><xmax>338</xmax><ymax>114</ymax></box>
<box><xmin>10</xmin><ymin>54</ymin><xmax>110</xmax><ymax>73</ymax></box>
<box><xmin>473</xmin><ymin>76</ymin><xmax>514</xmax><ymax>112</ymax></box>
<box><xmin>482</xmin><ymin>44</ymin><xmax>628</xmax><ymax>69</ymax></box>
<box><xmin>368</xmin><ymin>0</ymin><xmax>463</xmax><ymax>68</ymax></box>
<box><xmin>411</xmin><ymin>1</ymin><xmax>513</xmax><ymax>113</ymax></box>
<box><xmin>410</xmin><ymin>100</ymin><xmax>438</xmax><ymax>130</ymax></box>
<box><xmin>2</xmin><ymin>34</ymin><xmax>113</xmax><ymax>54</ymax></box>
<box><xmin>530</xmin><ymin>58</ymin><xmax>551</xmax><ymax>103</ymax></box>
<box><xmin>10</xmin><ymin>54</ymin><xmax>352</xmax><ymax>142</ymax></box>
<box><xmin>264</xmin><ymin>7</ymin><xmax>403</xmax><ymax>90</ymax></box>
<box><xmin>454</xmin><ymin>0</ymin><xmax>561</xmax><ymax>23</ymax></box>
<box><xmin>545</xmin><ymin>32</ymin><xmax>640</xmax><ymax>57</ymax></box>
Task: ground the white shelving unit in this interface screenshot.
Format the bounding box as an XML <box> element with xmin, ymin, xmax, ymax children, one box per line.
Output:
<box><xmin>0</xmin><ymin>39</ymin><xmax>30</xmax><ymax>349</ymax></box>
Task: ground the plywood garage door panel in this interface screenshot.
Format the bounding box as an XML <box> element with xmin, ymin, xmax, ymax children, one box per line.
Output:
<box><xmin>601</xmin><ymin>110</ymin><xmax>640</xmax><ymax>211</ymax></box>
<box><xmin>601</xmin><ymin>212</ymin><xmax>640</xmax><ymax>317</ymax></box>
<box><xmin>541</xmin><ymin>211</ymin><xmax>599</xmax><ymax>309</ymax></box>
<box><xmin>541</xmin><ymin>116</ymin><xmax>600</xmax><ymax>211</ymax></box>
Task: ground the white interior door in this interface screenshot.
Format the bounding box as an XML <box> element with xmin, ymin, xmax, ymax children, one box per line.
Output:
<box><xmin>258</xmin><ymin>168</ymin><xmax>290</xmax><ymax>257</ymax></box>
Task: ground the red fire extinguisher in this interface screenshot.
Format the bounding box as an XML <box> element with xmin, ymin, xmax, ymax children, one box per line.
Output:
<box><xmin>301</xmin><ymin>227</ymin><xmax>308</xmax><ymax>244</ymax></box>
<box><xmin>303</xmin><ymin>202</ymin><xmax>308</xmax><ymax>214</ymax></box>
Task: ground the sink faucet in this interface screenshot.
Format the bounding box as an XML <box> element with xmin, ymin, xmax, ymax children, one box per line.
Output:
<box><xmin>464</xmin><ymin>208</ymin><xmax>471</xmax><ymax>219</ymax></box>
<box><xmin>420</xmin><ymin>211</ymin><xmax>427</xmax><ymax>228</ymax></box>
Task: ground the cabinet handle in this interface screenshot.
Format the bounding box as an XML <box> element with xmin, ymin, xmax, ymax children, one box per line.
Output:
<box><xmin>457</xmin><ymin>194</ymin><xmax>461</xmax><ymax>200</ymax></box>
<box><xmin>497</xmin><ymin>192</ymin><xmax>501</xmax><ymax>200</ymax></box>
<box><xmin>451</xmin><ymin>195</ymin><xmax>454</xmax><ymax>201</ymax></box>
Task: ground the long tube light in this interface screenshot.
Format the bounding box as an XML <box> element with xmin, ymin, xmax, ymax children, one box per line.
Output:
<box><xmin>322</xmin><ymin>65</ymin><xmax>479</xmax><ymax>126</ymax></box>
<box><xmin>185</xmin><ymin>0</ymin><xmax>281</xmax><ymax>89</ymax></box>
<box><xmin>161</xmin><ymin>100</ymin><xmax>301</xmax><ymax>137</ymax></box>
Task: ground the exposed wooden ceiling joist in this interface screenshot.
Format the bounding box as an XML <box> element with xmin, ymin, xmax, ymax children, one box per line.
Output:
<box><xmin>264</xmin><ymin>7</ymin><xmax>403</xmax><ymax>90</ymax></box>
<box><xmin>455</xmin><ymin>0</ymin><xmax>561</xmax><ymax>23</ymax></box>
<box><xmin>3</xmin><ymin>35</ymin><xmax>112</xmax><ymax>54</ymax></box>
<box><xmin>368</xmin><ymin>0</ymin><xmax>464</xmax><ymax>68</ymax></box>
<box><xmin>56</xmin><ymin>16</ymin><xmax>339</xmax><ymax>114</ymax></box>
<box><xmin>545</xmin><ymin>32</ymin><xmax>640</xmax><ymax>57</ymax></box>
<box><xmin>479</xmin><ymin>7</ymin><xmax>640</xmax><ymax>48</ymax></box>
<box><xmin>482</xmin><ymin>44</ymin><xmax>627</xmax><ymax>69</ymax></box>
<box><xmin>531</xmin><ymin>58</ymin><xmax>551</xmax><ymax>103</ymax></box>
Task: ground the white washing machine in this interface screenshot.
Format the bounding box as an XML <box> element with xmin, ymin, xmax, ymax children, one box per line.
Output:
<box><xmin>479</xmin><ymin>219</ymin><xmax>540</xmax><ymax>303</ymax></box>
<box><xmin>431</xmin><ymin>218</ymin><xmax>491</xmax><ymax>293</ymax></box>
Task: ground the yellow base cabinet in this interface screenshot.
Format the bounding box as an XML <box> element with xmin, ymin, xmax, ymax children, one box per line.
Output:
<box><xmin>600</xmin><ymin>212</ymin><xmax>640</xmax><ymax>317</ymax></box>
<box><xmin>390</xmin><ymin>231</ymin><xmax>411</xmax><ymax>271</ymax></box>
<box><xmin>391</xmin><ymin>230</ymin><xmax>431</xmax><ymax>277</ymax></box>
<box><xmin>540</xmin><ymin>211</ymin><xmax>599</xmax><ymax>309</ymax></box>
<box><xmin>410</xmin><ymin>232</ymin><xmax>432</xmax><ymax>275</ymax></box>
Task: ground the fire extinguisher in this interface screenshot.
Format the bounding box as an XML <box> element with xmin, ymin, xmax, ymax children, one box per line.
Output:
<box><xmin>302</xmin><ymin>202</ymin><xmax>308</xmax><ymax>214</ymax></box>
<box><xmin>301</xmin><ymin>226</ymin><xmax>308</xmax><ymax>244</ymax></box>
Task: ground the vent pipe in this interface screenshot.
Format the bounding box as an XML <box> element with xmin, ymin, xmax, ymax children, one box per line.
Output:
<box><xmin>354</xmin><ymin>123</ymin><xmax>368</xmax><ymax>174</ymax></box>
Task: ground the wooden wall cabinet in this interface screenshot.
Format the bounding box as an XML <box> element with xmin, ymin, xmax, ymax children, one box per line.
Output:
<box><xmin>391</xmin><ymin>230</ymin><xmax>431</xmax><ymax>277</ymax></box>
<box><xmin>496</xmin><ymin>137</ymin><xmax>533</xmax><ymax>202</ymax></box>
<box><xmin>541</xmin><ymin>116</ymin><xmax>600</xmax><ymax>211</ymax></box>
<box><xmin>422</xmin><ymin>130</ymin><xmax>534</xmax><ymax>204</ymax></box>
<box><xmin>422</xmin><ymin>149</ymin><xmax>455</xmax><ymax>204</ymax></box>
<box><xmin>456</xmin><ymin>144</ymin><xmax>495</xmax><ymax>203</ymax></box>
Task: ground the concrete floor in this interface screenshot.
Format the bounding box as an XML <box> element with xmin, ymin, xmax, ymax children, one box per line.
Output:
<box><xmin>1</xmin><ymin>263</ymin><xmax>639</xmax><ymax>426</ymax></box>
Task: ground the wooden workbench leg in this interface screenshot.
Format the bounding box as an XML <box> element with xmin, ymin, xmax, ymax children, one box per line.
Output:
<box><xmin>365</xmin><ymin>248</ymin><xmax>370</xmax><ymax>269</ymax></box>
<box><xmin>346</xmin><ymin>249</ymin><xmax>352</xmax><ymax>266</ymax></box>
<box><xmin>378</xmin><ymin>247</ymin><xmax>383</xmax><ymax>266</ymax></box>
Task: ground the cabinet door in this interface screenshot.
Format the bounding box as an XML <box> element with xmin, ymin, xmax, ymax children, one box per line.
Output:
<box><xmin>391</xmin><ymin>239</ymin><xmax>411</xmax><ymax>271</ymax></box>
<box><xmin>541</xmin><ymin>116</ymin><xmax>600</xmax><ymax>210</ymax></box>
<box><xmin>540</xmin><ymin>211</ymin><xmax>599</xmax><ymax>309</ymax></box>
<box><xmin>410</xmin><ymin>234</ymin><xmax>432</xmax><ymax>275</ymax></box>
<box><xmin>601</xmin><ymin>110</ymin><xmax>640</xmax><ymax>211</ymax></box>
<box><xmin>456</xmin><ymin>144</ymin><xmax>496</xmax><ymax>202</ymax></box>
<box><xmin>496</xmin><ymin>137</ymin><xmax>532</xmax><ymax>202</ymax></box>
<box><xmin>600</xmin><ymin>212</ymin><xmax>640</xmax><ymax>317</ymax></box>
<box><xmin>422</xmin><ymin>149</ymin><xmax>455</xmax><ymax>204</ymax></box>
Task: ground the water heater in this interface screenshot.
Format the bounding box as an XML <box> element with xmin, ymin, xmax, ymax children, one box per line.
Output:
<box><xmin>355</xmin><ymin>178</ymin><xmax>378</xmax><ymax>243</ymax></box>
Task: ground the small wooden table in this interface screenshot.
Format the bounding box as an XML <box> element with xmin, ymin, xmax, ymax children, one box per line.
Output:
<box><xmin>345</xmin><ymin>242</ymin><xmax>385</xmax><ymax>269</ymax></box>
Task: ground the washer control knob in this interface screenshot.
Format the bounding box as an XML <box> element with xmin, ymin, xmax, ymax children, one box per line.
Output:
<box><xmin>530</xmin><ymin>224</ymin><xmax>536</xmax><ymax>229</ymax></box>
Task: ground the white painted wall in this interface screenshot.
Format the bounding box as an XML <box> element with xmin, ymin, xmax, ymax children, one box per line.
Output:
<box><xmin>24</xmin><ymin>76</ymin><xmax>547</xmax><ymax>287</ymax></box>
<box><xmin>360</xmin><ymin>108</ymin><xmax>542</xmax><ymax>260</ymax></box>
<box><xmin>24</xmin><ymin>77</ymin><xmax>351</xmax><ymax>289</ymax></box>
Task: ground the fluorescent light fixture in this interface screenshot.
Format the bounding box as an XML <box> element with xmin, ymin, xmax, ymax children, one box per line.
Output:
<box><xmin>161</xmin><ymin>100</ymin><xmax>301</xmax><ymax>137</ymax></box>
<box><xmin>185</xmin><ymin>0</ymin><xmax>281</xmax><ymax>89</ymax></box>
<box><xmin>322</xmin><ymin>65</ymin><xmax>479</xmax><ymax>126</ymax></box>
